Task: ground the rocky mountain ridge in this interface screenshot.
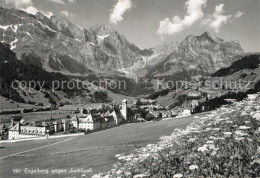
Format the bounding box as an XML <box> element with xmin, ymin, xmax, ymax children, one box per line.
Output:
<box><xmin>0</xmin><ymin>7</ymin><xmax>146</xmax><ymax>76</ymax></box>
<box><xmin>0</xmin><ymin>7</ymin><xmax>245</xmax><ymax>78</ymax></box>
<box><xmin>142</xmin><ymin>32</ymin><xmax>244</xmax><ymax>78</ymax></box>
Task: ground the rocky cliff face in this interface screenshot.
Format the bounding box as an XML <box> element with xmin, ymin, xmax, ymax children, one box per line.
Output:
<box><xmin>0</xmin><ymin>7</ymin><xmax>245</xmax><ymax>78</ymax></box>
<box><xmin>0</xmin><ymin>7</ymin><xmax>144</xmax><ymax>75</ymax></box>
<box><xmin>144</xmin><ymin>32</ymin><xmax>244</xmax><ymax>77</ymax></box>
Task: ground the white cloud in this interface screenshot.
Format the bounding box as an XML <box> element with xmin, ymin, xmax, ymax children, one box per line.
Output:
<box><xmin>2</xmin><ymin>0</ymin><xmax>33</xmax><ymax>8</ymax></box>
<box><xmin>21</xmin><ymin>6</ymin><xmax>53</xmax><ymax>18</ymax></box>
<box><xmin>235</xmin><ymin>11</ymin><xmax>244</xmax><ymax>18</ymax></box>
<box><xmin>157</xmin><ymin>0</ymin><xmax>207</xmax><ymax>35</ymax></box>
<box><xmin>67</xmin><ymin>0</ymin><xmax>75</xmax><ymax>3</ymax></box>
<box><xmin>21</xmin><ymin>6</ymin><xmax>39</xmax><ymax>15</ymax></box>
<box><xmin>202</xmin><ymin>4</ymin><xmax>243</xmax><ymax>33</ymax></box>
<box><xmin>48</xmin><ymin>0</ymin><xmax>65</xmax><ymax>4</ymax></box>
<box><xmin>109</xmin><ymin>0</ymin><xmax>133</xmax><ymax>24</ymax></box>
<box><xmin>60</xmin><ymin>10</ymin><xmax>75</xmax><ymax>18</ymax></box>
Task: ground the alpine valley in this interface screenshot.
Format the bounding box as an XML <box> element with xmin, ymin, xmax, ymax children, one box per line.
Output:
<box><xmin>0</xmin><ymin>7</ymin><xmax>259</xmax><ymax>107</ymax></box>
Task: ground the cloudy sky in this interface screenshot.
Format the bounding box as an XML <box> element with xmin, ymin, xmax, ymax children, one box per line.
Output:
<box><xmin>0</xmin><ymin>0</ymin><xmax>259</xmax><ymax>52</ymax></box>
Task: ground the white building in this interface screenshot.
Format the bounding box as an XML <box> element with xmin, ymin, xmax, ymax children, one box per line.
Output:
<box><xmin>176</xmin><ymin>109</ymin><xmax>191</xmax><ymax>118</ymax></box>
<box><xmin>8</xmin><ymin>122</ymin><xmax>46</xmax><ymax>140</ymax></box>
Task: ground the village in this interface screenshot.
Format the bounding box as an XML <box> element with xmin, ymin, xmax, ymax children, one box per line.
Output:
<box><xmin>0</xmin><ymin>97</ymin><xmax>199</xmax><ymax>140</ymax></box>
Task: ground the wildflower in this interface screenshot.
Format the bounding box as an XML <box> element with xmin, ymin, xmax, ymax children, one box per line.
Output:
<box><xmin>238</xmin><ymin>126</ymin><xmax>250</xmax><ymax>130</ymax></box>
<box><xmin>173</xmin><ymin>173</ymin><xmax>183</xmax><ymax>178</ymax></box>
<box><xmin>189</xmin><ymin>165</ymin><xmax>199</xmax><ymax>170</ymax></box>
<box><xmin>198</xmin><ymin>146</ymin><xmax>208</xmax><ymax>152</ymax></box>
<box><xmin>133</xmin><ymin>174</ymin><xmax>149</xmax><ymax>178</ymax></box>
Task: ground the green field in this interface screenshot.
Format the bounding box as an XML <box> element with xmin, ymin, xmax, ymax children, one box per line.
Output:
<box><xmin>0</xmin><ymin>115</ymin><xmax>202</xmax><ymax>178</ymax></box>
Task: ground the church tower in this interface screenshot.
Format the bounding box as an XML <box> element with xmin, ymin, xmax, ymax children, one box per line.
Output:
<box><xmin>120</xmin><ymin>99</ymin><xmax>127</xmax><ymax>121</ymax></box>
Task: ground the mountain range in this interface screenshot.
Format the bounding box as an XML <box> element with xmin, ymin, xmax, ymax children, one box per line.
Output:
<box><xmin>2</xmin><ymin>6</ymin><xmax>259</xmax><ymax>108</ymax></box>
<box><xmin>0</xmin><ymin>7</ymin><xmax>245</xmax><ymax>79</ymax></box>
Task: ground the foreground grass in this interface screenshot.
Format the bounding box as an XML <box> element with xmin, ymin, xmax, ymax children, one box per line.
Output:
<box><xmin>94</xmin><ymin>95</ymin><xmax>260</xmax><ymax>178</ymax></box>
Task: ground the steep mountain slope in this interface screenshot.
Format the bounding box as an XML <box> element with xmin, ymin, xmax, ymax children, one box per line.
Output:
<box><xmin>0</xmin><ymin>7</ymin><xmax>145</xmax><ymax>75</ymax></box>
<box><xmin>143</xmin><ymin>32</ymin><xmax>244</xmax><ymax>78</ymax></box>
<box><xmin>0</xmin><ymin>7</ymin><xmax>244</xmax><ymax>79</ymax></box>
<box><xmin>0</xmin><ymin>42</ymin><xmax>100</xmax><ymax>105</ymax></box>
<box><xmin>0</xmin><ymin>42</ymin><xmax>17</xmax><ymax>62</ymax></box>
<box><xmin>212</xmin><ymin>54</ymin><xmax>260</xmax><ymax>77</ymax></box>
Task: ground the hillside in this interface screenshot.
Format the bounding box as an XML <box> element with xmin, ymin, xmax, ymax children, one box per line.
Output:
<box><xmin>150</xmin><ymin>54</ymin><xmax>260</xmax><ymax>108</ymax></box>
<box><xmin>212</xmin><ymin>54</ymin><xmax>260</xmax><ymax>77</ymax></box>
<box><xmin>0</xmin><ymin>42</ymin><xmax>135</xmax><ymax>107</ymax></box>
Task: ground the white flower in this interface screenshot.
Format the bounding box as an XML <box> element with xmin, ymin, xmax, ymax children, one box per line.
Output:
<box><xmin>133</xmin><ymin>174</ymin><xmax>149</xmax><ymax>178</ymax></box>
<box><xmin>116</xmin><ymin>170</ymin><xmax>122</xmax><ymax>175</ymax></box>
<box><xmin>235</xmin><ymin>130</ymin><xmax>247</xmax><ymax>136</ymax></box>
<box><xmin>253</xmin><ymin>113</ymin><xmax>260</xmax><ymax>121</ymax></box>
<box><xmin>198</xmin><ymin>146</ymin><xmax>208</xmax><ymax>152</ymax></box>
<box><xmin>173</xmin><ymin>173</ymin><xmax>183</xmax><ymax>178</ymax></box>
<box><xmin>224</xmin><ymin>132</ymin><xmax>232</xmax><ymax>135</ymax></box>
<box><xmin>206</xmin><ymin>140</ymin><xmax>214</xmax><ymax>144</ymax></box>
<box><xmin>212</xmin><ymin>128</ymin><xmax>221</xmax><ymax>131</ymax></box>
<box><xmin>239</xmin><ymin>126</ymin><xmax>250</xmax><ymax>130</ymax></box>
<box><xmin>211</xmin><ymin>151</ymin><xmax>217</xmax><ymax>156</ymax></box>
<box><xmin>115</xmin><ymin>154</ymin><xmax>121</xmax><ymax>157</ymax></box>
<box><xmin>241</xmin><ymin>111</ymin><xmax>248</xmax><ymax>115</ymax></box>
<box><xmin>189</xmin><ymin>165</ymin><xmax>199</xmax><ymax>170</ymax></box>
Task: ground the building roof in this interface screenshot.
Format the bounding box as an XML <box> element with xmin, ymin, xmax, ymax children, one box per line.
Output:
<box><xmin>10</xmin><ymin>116</ymin><xmax>23</xmax><ymax>122</ymax></box>
<box><xmin>20</xmin><ymin>126</ymin><xmax>45</xmax><ymax>135</ymax></box>
<box><xmin>9</xmin><ymin>122</ymin><xmax>20</xmax><ymax>131</ymax></box>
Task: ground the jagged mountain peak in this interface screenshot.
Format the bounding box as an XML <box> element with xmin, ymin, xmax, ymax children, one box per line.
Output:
<box><xmin>0</xmin><ymin>6</ymin><xmax>145</xmax><ymax>74</ymax></box>
<box><xmin>183</xmin><ymin>32</ymin><xmax>223</xmax><ymax>43</ymax></box>
<box><xmin>51</xmin><ymin>14</ymin><xmax>70</xmax><ymax>22</ymax></box>
<box><xmin>197</xmin><ymin>31</ymin><xmax>224</xmax><ymax>43</ymax></box>
<box><xmin>0</xmin><ymin>6</ymin><xmax>245</xmax><ymax>78</ymax></box>
<box><xmin>200</xmin><ymin>31</ymin><xmax>212</xmax><ymax>38</ymax></box>
<box><xmin>35</xmin><ymin>12</ymin><xmax>49</xmax><ymax>19</ymax></box>
<box><xmin>51</xmin><ymin>14</ymin><xmax>81</xmax><ymax>30</ymax></box>
<box><xmin>185</xmin><ymin>34</ymin><xmax>196</xmax><ymax>42</ymax></box>
<box><xmin>90</xmin><ymin>25</ymin><xmax>117</xmax><ymax>35</ymax></box>
<box><xmin>143</xmin><ymin>32</ymin><xmax>245</xmax><ymax>77</ymax></box>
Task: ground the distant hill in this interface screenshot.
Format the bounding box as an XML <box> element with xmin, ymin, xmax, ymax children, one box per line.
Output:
<box><xmin>212</xmin><ymin>54</ymin><xmax>260</xmax><ymax>77</ymax></box>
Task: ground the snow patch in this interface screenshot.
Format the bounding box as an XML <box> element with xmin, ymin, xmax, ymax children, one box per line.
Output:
<box><xmin>0</xmin><ymin>24</ymin><xmax>22</xmax><ymax>32</ymax></box>
<box><xmin>0</xmin><ymin>25</ymin><xmax>11</xmax><ymax>30</ymax></box>
<box><xmin>118</xmin><ymin>68</ymin><xmax>130</xmax><ymax>74</ymax></box>
<box><xmin>96</xmin><ymin>34</ymin><xmax>110</xmax><ymax>40</ymax></box>
<box><xmin>12</xmin><ymin>24</ymin><xmax>22</xmax><ymax>32</ymax></box>
<box><xmin>10</xmin><ymin>38</ymin><xmax>18</xmax><ymax>50</ymax></box>
<box><xmin>26</xmin><ymin>32</ymin><xmax>32</xmax><ymax>37</ymax></box>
